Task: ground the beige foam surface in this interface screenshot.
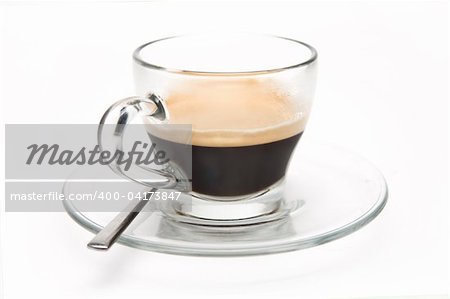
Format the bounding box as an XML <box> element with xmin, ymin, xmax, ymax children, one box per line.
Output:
<box><xmin>153</xmin><ymin>78</ymin><xmax>309</xmax><ymax>146</ymax></box>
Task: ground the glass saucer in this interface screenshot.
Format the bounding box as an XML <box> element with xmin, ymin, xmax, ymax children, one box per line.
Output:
<box><xmin>63</xmin><ymin>141</ymin><xmax>388</xmax><ymax>257</ymax></box>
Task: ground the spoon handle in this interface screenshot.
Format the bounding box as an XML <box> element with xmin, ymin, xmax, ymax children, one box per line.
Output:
<box><xmin>87</xmin><ymin>189</ymin><xmax>155</xmax><ymax>250</ymax></box>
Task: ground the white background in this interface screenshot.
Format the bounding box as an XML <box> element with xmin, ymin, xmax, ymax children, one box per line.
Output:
<box><xmin>0</xmin><ymin>1</ymin><xmax>448</xmax><ymax>299</ymax></box>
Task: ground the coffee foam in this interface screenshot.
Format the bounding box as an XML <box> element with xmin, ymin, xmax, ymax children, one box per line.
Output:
<box><xmin>149</xmin><ymin>78</ymin><xmax>309</xmax><ymax>147</ymax></box>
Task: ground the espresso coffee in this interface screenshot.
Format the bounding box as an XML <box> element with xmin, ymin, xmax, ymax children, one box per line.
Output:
<box><xmin>148</xmin><ymin>79</ymin><xmax>308</xmax><ymax>197</ymax></box>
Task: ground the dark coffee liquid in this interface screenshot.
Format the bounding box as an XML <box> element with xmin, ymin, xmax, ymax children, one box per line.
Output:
<box><xmin>148</xmin><ymin>78</ymin><xmax>308</xmax><ymax>197</ymax></box>
<box><xmin>150</xmin><ymin>132</ymin><xmax>302</xmax><ymax>196</ymax></box>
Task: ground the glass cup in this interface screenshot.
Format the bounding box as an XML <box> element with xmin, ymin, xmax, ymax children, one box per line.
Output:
<box><xmin>99</xmin><ymin>34</ymin><xmax>317</xmax><ymax>225</ymax></box>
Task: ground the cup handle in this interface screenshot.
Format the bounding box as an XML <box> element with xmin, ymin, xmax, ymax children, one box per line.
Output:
<box><xmin>98</xmin><ymin>94</ymin><xmax>177</xmax><ymax>189</ymax></box>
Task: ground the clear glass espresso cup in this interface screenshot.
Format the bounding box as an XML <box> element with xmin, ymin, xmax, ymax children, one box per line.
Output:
<box><xmin>99</xmin><ymin>34</ymin><xmax>317</xmax><ymax>225</ymax></box>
